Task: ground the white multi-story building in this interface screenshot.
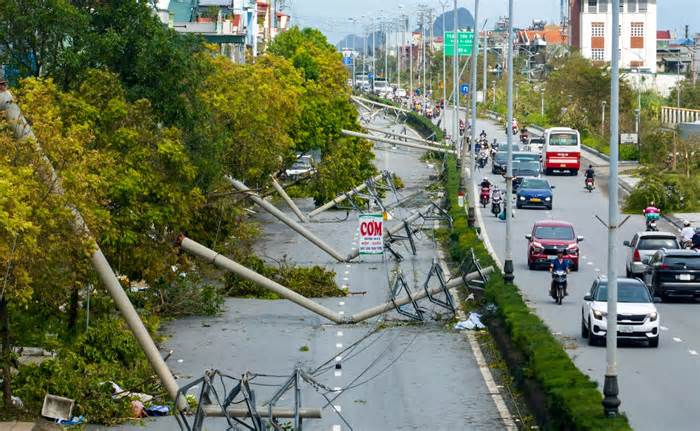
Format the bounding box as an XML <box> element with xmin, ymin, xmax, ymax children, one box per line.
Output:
<box><xmin>569</xmin><ymin>0</ymin><xmax>657</xmax><ymax>72</ymax></box>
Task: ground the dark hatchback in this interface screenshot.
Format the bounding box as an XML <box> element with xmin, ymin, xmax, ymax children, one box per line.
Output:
<box><xmin>643</xmin><ymin>250</ymin><xmax>700</xmax><ymax>299</ymax></box>
<box><xmin>512</xmin><ymin>160</ymin><xmax>542</xmax><ymax>192</ymax></box>
<box><xmin>492</xmin><ymin>149</ymin><xmax>536</xmax><ymax>174</ymax></box>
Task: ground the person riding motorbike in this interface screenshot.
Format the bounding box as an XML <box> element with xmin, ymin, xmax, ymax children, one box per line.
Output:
<box><xmin>681</xmin><ymin>221</ymin><xmax>696</xmax><ymax>248</ymax></box>
<box><xmin>479</xmin><ymin>130</ymin><xmax>487</xmax><ymax>140</ymax></box>
<box><xmin>491</xmin><ymin>186</ymin><xmax>503</xmax><ymax>203</ymax></box>
<box><xmin>477</xmin><ymin>149</ymin><xmax>489</xmax><ymax>168</ymax></box>
<box><xmin>479</xmin><ymin>178</ymin><xmax>491</xmax><ymax>206</ymax></box>
<box><xmin>584</xmin><ymin>164</ymin><xmax>595</xmax><ymax>187</ymax></box>
<box><xmin>480</xmin><ymin>178</ymin><xmax>492</xmax><ymax>189</ymax></box>
<box><xmin>549</xmin><ymin>250</ymin><xmax>571</xmax><ymax>296</ymax></box>
<box><xmin>643</xmin><ymin>201</ymin><xmax>661</xmax><ymax>231</ymax></box>
<box><xmin>459</xmin><ymin>119</ymin><xmax>465</xmax><ymax>136</ymax></box>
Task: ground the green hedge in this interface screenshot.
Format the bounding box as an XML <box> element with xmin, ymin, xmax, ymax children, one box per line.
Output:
<box><xmin>442</xmin><ymin>156</ymin><xmax>631</xmax><ymax>431</ymax></box>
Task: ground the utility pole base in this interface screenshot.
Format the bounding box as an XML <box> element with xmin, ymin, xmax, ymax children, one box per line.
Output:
<box><xmin>602</xmin><ymin>374</ymin><xmax>621</xmax><ymax>417</ymax></box>
<box><xmin>467</xmin><ymin>207</ymin><xmax>475</xmax><ymax>227</ymax></box>
<box><xmin>503</xmin><ymin>259</ymin><xmax>515</xmax><ymax>284</ymax></box>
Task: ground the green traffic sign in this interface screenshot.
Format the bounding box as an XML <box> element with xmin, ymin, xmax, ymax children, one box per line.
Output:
<box><xmin>444</xmin><ymin>31</ymin><xmax>474</xmax><ymax>56</ymax></box>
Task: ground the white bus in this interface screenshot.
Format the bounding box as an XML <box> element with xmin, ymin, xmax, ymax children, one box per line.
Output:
<box><xmin>542</xmin><ymin>127</ymin><xmax>581</xmax><ymax>175</ymax></box>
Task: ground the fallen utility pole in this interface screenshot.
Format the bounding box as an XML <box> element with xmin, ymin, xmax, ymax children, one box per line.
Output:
<box><xmin>228</xmin><ymin>177</ymin><xmax>346</xmax><ymax>263</ymax></box>
<box><xmin>177</xmin><ymin>235</ymin><xmax>492</xmax><ymax>324</ymax></box>
<box><xmin>201</xmin><ymin>406</ymin><xmax>322</xmax><ymax>418</ymax></box>
<box><xmin>341</xmin><ymin>129</ymin><xmax>456</xmax><ymax>154</ymax></box>
<box><xmin>345</xmin><ymin>209</ymin><xmax>424</xmax><ymax>261</ymax></box>
<box><xmin>270</xmin><ymin>176</ymin><xmax>307</xmax><ymax>223</ymax></box>
<box><xmin>363</xmin><ymin>126</ymin><xmax>448</xmax><ymax>146</ymax></box>
<box><xmin>351</xmin><ymin>95</ymin><xmax>411</xmax><ymax>113</ymax></box>
<box><xmin>307</xmin><ymin>172</ymin><xmax>385</xmax><ymax>218</ymax></box>
<box><xmin>0</xmin><ymin>91</ymin><xmax>186</xmax><ymax>409</ymax></box>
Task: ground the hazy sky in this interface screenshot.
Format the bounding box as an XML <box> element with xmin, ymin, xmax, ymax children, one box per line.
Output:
<box><xmin>286</xmin><ymin>0</ymin><xmax>700</xmax><ymax>44</ymax></box>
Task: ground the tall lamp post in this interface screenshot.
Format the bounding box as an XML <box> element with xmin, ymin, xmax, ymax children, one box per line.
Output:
<box><xmin>467</xmin><ymin>0</ymin><xmax>480</xmax><ymax>227</ymax></box>
<box><xmin>601</xmin><ymin>100</ymin><xmax>607</xmax><ymax>135</ymax></box>
<box><xmin>439</xmin><ymin>0</ymin><xmax>448</xmax><ymax>118</ymax></box>
<box><xmin>540</xmin><ymin>87</ymin><xmax>545</xmax><ymax>117</ymax></box>
<box><xmin>452</xmin><ymin>0</ymin><xmax>459</xmax><ymax>156</ymax></box>
<box><xmin>602</xmin><ymin>0</ymin><xmax>622</xmax><ymax>417</ymax></box>
<box><xmin>503</xmin><ymin>0</ymin><xmax>515</xmax><ymax>284</ymax></box>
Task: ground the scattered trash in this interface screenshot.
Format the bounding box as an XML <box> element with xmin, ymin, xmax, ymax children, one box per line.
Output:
<box><xmin>58</xmin><ymin>415</ymin><xmax>85</xmax><ymax>426</ymax></box>
<box><xmin>131</xmin><ymin>400</ymin><xmax>146</xmax><ymax>418</ymax></box>
<box><xmin>465</xmin><ymin>293</ymin><xmax>475</xmax><ymax>302</ymax></box>
<box><xmin>105</xmin><ymin>381</ymin><xmax>154</xmax><ymax>403</ymax></box>
<box><xmin>42</xmin><ymin>394</ymin><xmax>74</xmax><ymax>421</ymax></box>
<box><xmin>10</xmin><ymin>395</ymin><xmax>23</xmax><ymax>409</ymax></box>
<box><xmin>145</xmin><ymin>405</ymin><xmax>170</xmax><ymax>416</ymax></box>
<box><xmin>453</xmin><ymin>312</ymin><xmax>486</xmax><ymax>330</ymax></box>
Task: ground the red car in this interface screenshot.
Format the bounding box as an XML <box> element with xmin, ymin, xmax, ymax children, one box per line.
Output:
<box><xmin>525</xmin><ymin>220</ymin><xmax>583</xmax><ymax>271</ymax></box>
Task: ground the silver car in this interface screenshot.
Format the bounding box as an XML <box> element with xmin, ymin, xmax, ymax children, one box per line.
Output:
<box><xmin>624</xmin><ymin>232</ymin><xmax>680</xmax><ymax>278</ymax></box>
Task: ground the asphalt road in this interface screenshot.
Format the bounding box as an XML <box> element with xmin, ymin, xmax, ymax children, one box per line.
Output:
<box><xmin>103</xmin><ymin>110</ymin><xmax>508</xmax><ymax>430</ymax></box>
<box><xmin>444</xmin><ymin>109</ymin><xmax>700</xmax><ymax>431</ymax></box>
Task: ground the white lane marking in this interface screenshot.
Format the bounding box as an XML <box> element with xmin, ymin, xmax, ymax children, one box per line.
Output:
<box><xmin>339</xmin><ymin>311</ymin><xmax>345</xmax><ymax>316</ymax></box>
<box><xmin>341</xmin><ymin>285</ymin><xmax>349</xmax><ymax>290</ymax></box>
<box><xmin>334</xmin><ymin>370</ymin><xmax>342</xmax><ymax>377</ymax></box>
<box><xmin>582</xmin><ymin>255</ymin><xmax>587</xmax><ymax>260</ymax></box>
<box><xmin>595</xmin><ymin>268</ymin><xmax>600</xmax><ymax>272</ymax></box>
<box><xmin>336</xmin><ymin>343</ymin><xmax>343</xmax><ymax>348</ymax></box>
<box><xmin>333</xmin><ymin>425</ymin><xmax>342</xmax><ymax>431</ymax></box>
<box><xmin>660</xmin><ymin>326</ymin><xmax>669</xmax><ymax>331</ymax></box>
<box><xmin>344</xmin><ymin>270</ymin><xmax>350</xmax><ymax>275</ymax></box>
<box><xmin>690</xmin><ymin>350</ymin><xmax>698</xmax><ymax>356</ymax></box>
<box><xmin>587</xmin><ymin>262</ymin><xmax>594</xmax><ymax>265</ymax></box>
<box><xmin>673</xmin><ymin>337</ymin><xmax>683</xmax><ymax>343</ymax></box>
<box><xmin>339</xmin><ymin>301</ymin><xmax>345</xmax><ymax>306</ymax></box>
<box><xmin>346</xmin><ymin>264</ymin><xmax>351</xmax><ymax>268</ymax></box>
<box><xmin>333</xmin><ymin>387</ymin><xmax>342</xmax><ymax>392</ymax></box>
<box><xmin>335</xmin><ymin>355</ymin><xmax>342</xmax><ymax>362</ymax></box>
<box><xmin>343</xmin><ymin>277</ymin><xmax>349</xmax><ymax>281</ymax></box>
<box><xmin>337</xmin><ymin>331</ymin><xmax>344</xmax><ymax>337</ymax></box>
<box><xmin>333</xmin><ymin>405</ymin><xmax>342</xmax><ymax>413</ymax></box>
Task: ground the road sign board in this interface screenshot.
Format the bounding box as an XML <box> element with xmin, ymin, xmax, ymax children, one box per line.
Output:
<box><xmin>620</xmin><ymin>133</ymin><xmax>638</xmax><ymax>144</ymax></box>
<box><xmin>358</xmin><ymin>214</ymin><xmax>384</xmax><ymax>255</ymax></box>
<box><xmin>444</xmin><ymin>31</ymin><xmax>474</xmax><ymax>56</ymax></box>
<box><xmin>368</xmin><ymin>72</ymin><xmax>374</xmax><ymax>79</ymax></box>
<box><xmin>460</xmin><ymin>84</ymin><xmax>469</xmax><ymax>95</ymax></box>
<box><xmin>342</xmin><ymin>57</ymin><xmax>353</xmax><ymax>65</ymax></box>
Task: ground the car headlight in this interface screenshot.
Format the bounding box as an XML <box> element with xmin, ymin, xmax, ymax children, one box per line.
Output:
<box><xmin>545</xmin><ymin>197</ymin><xmax>551</xmax><ymax>201</ymax></box>
<box><xmin>649</xmin><ymin>312</ymin><xmax>658</xmax><ymax>322</ymax></box>
<box><xmin>593</xmin><ymin>310</ymin><xmax>607</xmax><ymax>320</ymax></box>
<box><xmin>519</xmin><ymin>196</ymin><xmax>525</xmax><ymax>201</ymax></box>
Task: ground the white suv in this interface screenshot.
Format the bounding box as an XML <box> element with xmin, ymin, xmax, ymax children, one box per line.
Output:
<box><xmin>581</xmin><ymin>277</ymin><xmax>660</xmax><ymax>348</ymax></box>
<box><xmin>623</xmin><ymin>232</ymin><xmax>680</xmax><ymax>278</ymax></box>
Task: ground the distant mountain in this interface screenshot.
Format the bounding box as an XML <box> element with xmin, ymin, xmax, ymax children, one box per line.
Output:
<box><xmin>336</xmin><ymin>8</ymin><xmax>475</xmax><ymax>52</ymax></box>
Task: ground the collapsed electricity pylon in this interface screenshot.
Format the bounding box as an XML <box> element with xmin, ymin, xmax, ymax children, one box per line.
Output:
<box><xmin>176</xmin><ymin>234</ymin><xmax>492</xmax><ymax>325</ymax></box>
<box><xmin>175</xmin><ymin>369</ymin><xmax>322</xmax><ymax>431</ymax></box>
<box><xmin>228</xmin><ymin>177</ymin><xmax>347</xmax><ymax>263</ymax></box>
<box><xmin>341</xmin><ymin>129</ymin><xmax>456</xmax><ymax>155</ymax></box>
<box><xmin>0</xmin><ymin>91</ymin><xmax>186</xmax><ymax>408</ymax></box>
<box><xmin>338</xmin><ymin>170</ymin><xmax>400</xmax><ymax>216</ymax></box>
<box><xmin>307</xmin><ymin>172</ymin><xmax>386</xmax><ymax>218</ymax></box>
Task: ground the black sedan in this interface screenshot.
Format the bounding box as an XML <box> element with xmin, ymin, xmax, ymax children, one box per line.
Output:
<box><xmin>643</xmin><ymin>249</ymin><xmax>700</xmax><ymax>299</ymax></box>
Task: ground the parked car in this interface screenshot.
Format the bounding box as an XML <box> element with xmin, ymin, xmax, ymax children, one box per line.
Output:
<box><xmin>623</xmin><ymin>232</ymin><xmax>680</xmax><ymax>278</ymax></box>
<box><xmin>581</xmin><ymin>276</ymin><xmax>660</xmax><ymax>347</ymax></box>
<box><xmin>516</xmin><ymin>178</ymin><xmax>555</xmax><ymax>210</ymax></box>
<box><xmin>525</xmin><ymin>220</ymin><xmax>583</xmax><ymax>270</ymax></box>
<box><xmin>284</xmin><ymin>155</ymin><xmax>315</xmax><ymax>180</ymax></box>
<box><xmin>643</xmin><ymin>249</ymin><xmax>700</xmax><ymax>299</ymax></box>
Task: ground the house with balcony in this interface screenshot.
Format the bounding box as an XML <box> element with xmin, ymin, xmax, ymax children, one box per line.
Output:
<box><xmin>569</xmin><ymin>0</ymin><xmax>657</xmax><ymax>72</ymax></box>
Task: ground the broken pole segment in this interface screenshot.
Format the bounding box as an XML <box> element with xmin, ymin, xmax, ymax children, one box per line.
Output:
<box><xmin>348</xmin><ymin>266</ymin><xmax>493</xmax><ymax>323</ymax></box>
<box><xmin>307</xmin><ymin>172</ymin><xmax>385</xmax><ymax>218</ymax></box>
<box><xmin>0</xmin><ymin>91</ymin><xmax>186</xmax><ymax>410</ymax></box>
<box><xmin>201</xmin><ymin>405</ymin><xmax>322</xmax><ymax>418</ymax></box>
<box><xmin>270</xmin><ymin>176</ymin><xmax>308</xmax><ymax>223</ymax></box>
<box><xmin>177</xmin><ymin>235</ymin><xmax>346</xmax><ymax>324</ymax></box>
<box><xmin>351</xmin><ymin>95</ymin><xmax>411</xmax><ymax>113</ymax></box>
<box><xmin>341</xmin><ymin>129</ymin><xmax>456</xmax><ymax>155</ymax></box>
<box><xmin>228</xmin><ymin>177</ymin><xmax>346</xmax><ymax>263</ymax></box>
<box><xmin>363</xmin><ymin>126</ymin><xmax>447</xmax><ymax>146</ymax></box>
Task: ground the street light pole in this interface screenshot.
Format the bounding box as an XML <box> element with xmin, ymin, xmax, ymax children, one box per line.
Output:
<box><xmin>482</xmin><ymin>32</ymin><xmax>488</xmax><ymax>102</ymax></box>
<box><xmin>602</xmin><ymin>0</ymin><xmax>622</xmax><ymax>417</ymax></box>
<box><xmin>540</xmin><ymin>88</ymin><xmax>545</xmax><ymax>117</ymax></box>
<box><xmin>492</xmin><ymin>80</ymin><xmax>496</xmax><ymax>104</ymax></box>
<box><xmin>440</xmin><ymin>1</ymin><xmax>448</xmax><ymax>116</ymax></box>
<box><xmin>601</xmin><ymin>100</ymin><xmax>607</xmax><ymax>136</ymax></box>
<box><xmin>384</xmin><ymin>21</ymin><xmax>389</xmax><ymax>82</ymax></box>
<box><xmin>409</xmin><ymin>16</ymin><xmax>414</xmax><ymax>99</ymax></box>
<box><xmin>452</xmin><ymin>0</ymin><xmax>459</xmax><ymax>156</ymax></box>
<box><xmin>466</xmin><ymin>0</ymin><xmax>479</xmax><ymax>227</ymax></box>
<box><xmin>397</xmin><ymin>18</ymin><xmax>402</xmax><ymax>91</ymax></box>
<box><xmin>504</xmin><ymin>0</ymin><xmax>515</xmax><ymax>284</ymax></box>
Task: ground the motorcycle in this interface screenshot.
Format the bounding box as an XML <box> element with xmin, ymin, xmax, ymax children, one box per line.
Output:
<box><xmin>491</xmin><ymin>197</ymin><xmax>502</xmax><ymax>216</ymax></box>
<box><xmin>550</xmin><ymin>270</ymin><xmax>568</xmax><ymax>305</ymax></box>
<box><xmin>477</xmin><ymin>153</ymin><xmax>488</xmax><ymax>169</ymax></box>
<box><xmin>479</xmin><ymin>186</ymin><xmax>491</xmax><ymax>208</ymax></box>
<box><xmin>585</xmin><ymin>177</ymin><xmax>594</xmax><ymax>192</ymax></box>
<box><xmin>645</xmin><ymin>213</ymin><xmax>660</xmax><ymax>231</ymax></box>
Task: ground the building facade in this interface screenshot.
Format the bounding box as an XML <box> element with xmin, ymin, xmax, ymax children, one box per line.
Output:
<box><xmin>569</xmin><ymin>0</ymin><xmax>657</xmax><ymax>72</ymax></box>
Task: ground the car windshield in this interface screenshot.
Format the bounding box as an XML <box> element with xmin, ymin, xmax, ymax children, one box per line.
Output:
<box><xmin>594</xmin><ymin>282</ymin><xmax>652</xmax><ymax>303</ymax></box>
<box><xmin>549</xmin><ymin>133</ymin><xmax>578</xmax><ymax>146</ymax></box>
<box><xmin>534</xmin><ymin>226</ymin><xmax>575</xmax><ymax>240</ymax></box>
<box><xmin>637</xmin><ymin>237</ymin><xmax>679</xmax><ymax>250</ymax></box>
<box><xmin>520</xmin><ymin>179</ymin><xmax>549</xmax><ymax>189</ymax></box>
<box><xmin>664</xmin><ymin>255</ymin><xmax>700</xmax><ymax>269</ymax></box>
<box><xmin>530</xmin><ymin>138</ymin><xmax>544</xmax><ymax>144</ymax></box>
<box><xmin>513</xmin><ymin>161</ymin><xmax>540</xmax><ymax>175</ymax></box>
<box><xmin>513</xmin><ymin>153</ymin><xmax>540</xmax><ymax>162</ymax></box>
